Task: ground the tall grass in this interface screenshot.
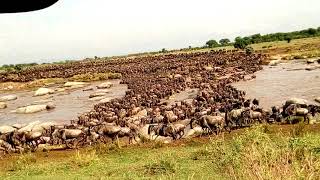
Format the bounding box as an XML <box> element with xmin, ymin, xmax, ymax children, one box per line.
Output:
<box><xmin>194</xmin><ymin>125</ymin><xmax>320</xmax><ymax>179</ymax></box>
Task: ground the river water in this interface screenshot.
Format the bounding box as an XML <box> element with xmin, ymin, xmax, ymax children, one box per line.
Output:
<box><xmin>1</xmin><ymin>60</ymin><xmax>319</xmax><ymax>126</ymax></box>
<box><xmin>233</xmin><ymin>60</ymin><xmax>320</xmax><ymax>109</ymax></box>
<box><xmin>0</xmin><ymin>80</ymin><xmax>127</xmax><ymax>126</ymax></box>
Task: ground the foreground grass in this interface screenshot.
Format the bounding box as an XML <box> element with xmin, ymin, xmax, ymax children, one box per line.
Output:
<box><xmin>1</xmin><ymin>124</ymin><xmax>320</xmax><ymax>179</ymax></box>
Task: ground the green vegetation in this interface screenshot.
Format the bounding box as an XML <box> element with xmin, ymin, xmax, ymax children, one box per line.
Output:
<box><xmin>69</xmin><ymin>72</ymin><xmax>122</xmax><ymax>82</ymax></box>
<box><xmin>230</xmin><ymin>27</ymin><xmax>320</xmax><ymax>49</ymax></box>
<box><xmin>1</xmin><ymin>125</ymin><xmax>320</xmax><ymax>179</ymax></box>
<box><xmin>205</xmin><ymin>39</ymin><xmax>219</xmax><ymax>48</ymax></box>
<box><xmin>201</xmin><ymin>27</ymin><xmax>320</xmax><ymax>50</ymax></box>
<box><xmin>0</xmin><ymin>63</ymin><xmax>38</xmax><ymax>72</ymax></box>
<box><xmin>1</xmin><ymin>27</ymin><xmax>319</xmax><ymax>73</ymax></box>
<box><xmin>234</xmin><ymin>36</ymin><xmax>249</xmax><ymax>49</ymax></box>
<box><xmin>219</xmin><ymin>38</ymin><xmax>231</xmax><ymax>46</ymax></box>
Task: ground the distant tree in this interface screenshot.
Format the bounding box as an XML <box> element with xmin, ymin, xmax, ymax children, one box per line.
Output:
<box><xmin>188</xmin><ymin>46</ymin><xmax>192</xmax><ymax>49</ymax></box>
<box><xmin>250</xmin><ymin>34</ymin><xmax>262</xmax><ymax>43</ymax></box>
<box><xmin>234</xmin><ymin>37</ymin><xmax>248</xmax><ymax>49</ymax></box>
<box><xmin>161</xmin><ymin>48</ymin><xmax>168</xmax><ymax>53</ymax></box>
<box><xmin>206</xmin><ymin>39</ymin><xmax>219</xmax><ymax>48</ymax></box>
<box><xmin>219</xmin><ymin>38</ymin><xmax>230</xmax><ymax>46</ymax></box>
<box><xmin>284</xmin><ymin>35</ymin><xmax>292</xmax><ymax>43</ymax></box>
<box><xmin>307</xmin><ymin>28</ymin><xmax>317</xmax><ymax>36</ymax></box>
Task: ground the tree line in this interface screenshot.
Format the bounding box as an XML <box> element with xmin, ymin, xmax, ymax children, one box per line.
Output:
<box><xmin>1</xmin><ymin>27</ymin><xmax>320</xmax><ymax>72</ymax></box>
<box><xmin>205</xmin><ymin>27</ymin><xmax>320</xmax><ymax>49</ymax></box>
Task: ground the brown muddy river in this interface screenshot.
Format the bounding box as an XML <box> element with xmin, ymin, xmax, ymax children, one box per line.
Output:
<box><xmin>0</xmin><ymin>80</ymin><xmax>127</xmax><ymax>126</ymax></box>
<box><xmin>0</xmin><ymin>60</ymin><xmax>319</xmax><ymax>126</ymax></box>
<box><xmin>233</xmin><ymin>60</ymin><xmax>320</xmax><ymax>109</ymax></box>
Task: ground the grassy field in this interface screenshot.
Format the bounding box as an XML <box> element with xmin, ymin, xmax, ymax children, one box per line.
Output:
<box><xmin>175</xmin><ymin>37</ymin><xmax>320</xmax><ymax>60</ymax></box>
<box><xmin>0</xmin><ymin>72</ymin><xmax>121</xmax><ymax>92</ymax></box>
<box><xmin>1</xmin><ymin>124</ymin><xmax>320</xmax><ymax>179</ymax></box>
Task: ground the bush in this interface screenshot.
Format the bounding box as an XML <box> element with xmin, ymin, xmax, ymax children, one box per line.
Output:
<box><xmin>206</xmin><ymin>39</ymin><xmax>219</xmax><ymax>48</ymax></box>
<box><xmin>234</xmin><ymin>37</ymin><xmax>249</xmax><ymax>49</ymax></box>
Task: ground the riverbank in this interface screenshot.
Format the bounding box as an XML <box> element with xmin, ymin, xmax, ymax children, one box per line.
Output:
<box><xmin>1</xmin><ymin>124</ymin><xmax>320</xmax><ymax>179</ymax></box>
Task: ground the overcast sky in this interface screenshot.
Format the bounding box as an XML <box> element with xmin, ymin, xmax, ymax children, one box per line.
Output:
<box><xmin>0</xmin><ymin>0</ymin><xmax>319</xmax><ymax>65</ymax></box>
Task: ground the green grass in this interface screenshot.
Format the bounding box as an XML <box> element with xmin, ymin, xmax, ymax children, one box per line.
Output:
<box><xmin>165</xmin><ymin>37</ymin><xmax>320</xmax><ymax>61</ymax></box>
<box><xmin>0</xmin><ymin>72</ymin><xmax>122</xmax><ymax>92</ymax></box>
<box><xmin>68</xmin><ymin>72</ymin><xmax>122</xmax><ymax>82</ymax></box>
<box><xmin>2</xmin><ymin>125</ymin><xmax>320</xmax><ymax>179</ymax></box>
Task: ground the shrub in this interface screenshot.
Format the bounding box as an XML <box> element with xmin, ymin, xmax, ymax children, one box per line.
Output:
<box><xmin>234</xmin><ymin>37</ymin><xmax>248</xmax><ymax>49</ymax></box>
<box><xmin>206</xmin><ymin>39</ymin><xmax>219</xmax><ymax>48</ymax></box>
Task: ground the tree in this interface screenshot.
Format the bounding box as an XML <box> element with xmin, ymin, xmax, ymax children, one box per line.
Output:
<box><xmin>206</xmin><ymin>39</ymin><xmax>219</xmax><ymax>48</ymax></box>
<box><xmin>161</xmin><ymin>48</ymin><xmax>168</xmax><ymax>53</ymax></box>
<box><xmin>307</xmin><ymin>28</ymin><xmax>317</xmax><ymax>36</ymax></box>
<box><xmin>234</xmin><ymin>37</ymin><xmax>248</xmax><ymax>49</ymax></box>
<box><xmin>284</xmin><ymin>35</ymin><xmax>292</xmax><ymax>43</ymax></box>
<box><xmin>250</xmin><ymin>34</ymin><xmax>262</xmax><ymax>43</ymax></box>
<box><xmin>219</xmin><ymin>38</ymin><xmax>230</xmax><ymax>46</ymax></box>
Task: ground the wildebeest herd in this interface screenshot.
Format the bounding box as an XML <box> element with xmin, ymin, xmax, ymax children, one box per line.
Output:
<box><xmin>0</xmin><ymin>50</ymin><xmax>319</xmax><ymax>154</ymax></box>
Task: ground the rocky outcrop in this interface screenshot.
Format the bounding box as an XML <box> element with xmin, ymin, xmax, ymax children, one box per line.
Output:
<box><xmin>34</xmin><ymin>88</ymin><xmax>54</xmax><ymax>96</ymax></box>
<box><xmin>64</xmin><ymin>82</ymin><xmax>87</xmax><ymax>87</ymax></box>
<box><xmin>97</xmin><ymin>82</ymin><xmax>113</xmax><ymax>89</ymax></box>
<box><xmin>0</xmin><ymin>95</ymin><xmax>17</xmax><ymax>102</ymax></box>
<box><xmin>89</xmin><ymin>92</ymin><xmax>108</xmax><ymax>99</ymax></box>
<box><xmin>13</xmin><ymin>104</ymin><xmax>55</xmax><ymax>114</ymax></box>
<box><xmin>269</xmin><ymin>60</ymin><xmax>281</xmax><ymax>66</ymax></box>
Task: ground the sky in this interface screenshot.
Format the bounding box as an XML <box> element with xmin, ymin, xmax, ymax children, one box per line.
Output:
<box><xmin>0</xmin><ymin>0</ymin><xmax>319</xmax><ymax>65</ymax></box>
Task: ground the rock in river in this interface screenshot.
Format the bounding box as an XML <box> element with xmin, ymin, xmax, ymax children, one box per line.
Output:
<box><xmin>307</xmin><ymin>59</ymin><xmax>316</xmax><ymax>64</ymax></box>
<box><xmin>269</xmin><ymin>60</ymin><xmax>281</xmax><ymax>66</ymax></box>
<box><xmin>13</xmin><ymin>104</ymin><xmax>55</xmax><ymax>114</ymax></box>
<box><xmin>0</xmin><ymin>102</ymin><xmax>7</xmax><ymax>109</ymax></box>
<box><xmin>315</xmin><ymin>97</ymin><xmax>320</xmax><ymax>103</ymax></box>
<box><xmin>89</xmin><ymin>92</ymin><xmax>108</xmax><ymax>98</ymax></box>
<box><xmin>64</xmin><ymin>82</ymin><xmax>87</xmax><ymax>87</ymax></box>
<box><xmin>97</xmin><ymin>82</ymin><xmax>113</xmax><ymax>89</ymax></box>
<box><xmin>34</xmin><ymin>87</ymin><xmax>54</xmax><ymax>96</ymax></box>
<box><xmin>0</xmin><ymin>95</ymin><xmax>17</xmax><ymax>102</ymax></box>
